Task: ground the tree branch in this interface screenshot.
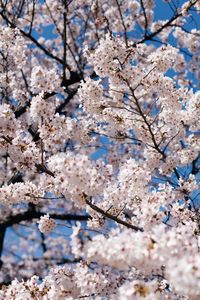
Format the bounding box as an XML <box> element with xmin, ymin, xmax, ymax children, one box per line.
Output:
<box><xmin>0</xmin><ymin>211</ymin><xmax>90</xmax><ymax>229</ymax></box>
<box><xmin>84</xmin><ymin>195</ymin><xmax>143</xmax><ymax>232</ymax></box>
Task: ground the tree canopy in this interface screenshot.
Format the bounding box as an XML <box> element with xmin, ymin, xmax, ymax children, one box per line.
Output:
<box><xmin>0</xmin><ymin>0</ymin><xmax>199</xmax><ymax>299</ymax></box>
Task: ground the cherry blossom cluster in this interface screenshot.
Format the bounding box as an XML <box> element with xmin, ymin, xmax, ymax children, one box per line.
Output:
<box><xmin>38</xmin><ymin>214</ymin><xmax>56</xmax><ymax>234</ymax></box>
<box><xmin>47</xmin><ymin>152</ymin><xmax>113</xmax><ymax>206</ymax></box>
<box><xmin>30</xmin><ymin>66</ymin><xmax>61</xmax><ymax>94</ymax></box>
<box><xmin>0</xmin><ymin>27</ymin><xmax>28</xmax><ymax>104</ymax></box>
<box><xmin>0</xmin><ymin>182</ymin><xmax>43</xmax><ymax>206</ymax></box>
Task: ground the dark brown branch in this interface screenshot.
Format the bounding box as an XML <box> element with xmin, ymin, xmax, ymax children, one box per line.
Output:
<box><xmin>62</xmin><ymin>0</ymin><xmax>68</xmax><ymax>85</ymax></box>
<box><xmin>124</xmin><ymin>79</ymin><xmax>166</xmax><ymax>159</ymax></box>
<box><xmin>28</xmin><ymin>0</ymin><xmax>36</xmax><ymax>35</ymax></box>
<box><xmin>115</xmin><ymin>0</ymin><xmax>128</xmax><ymax>47</ymax></box>
<box><xmin>191</xmin><ymin>153</ymin><xmax>200</xmax><ymax>175</ymax></box>
<box><xmin>140</xmin><ymin>0</ymin><xmax>148</xmax><ymax>37</ymax></box>
<box><xmin>36</xmin><ymin>164</ymin><xmax>55</xmax><ymax>177</ymax></box>
<box><xmin>17</xmin><ymin>0</ymin><xmax>25</xmax><ymax>18</ymax></box>
<box><xmin>40</xmin><ymin>232</ymin><xmax>47</xmax><ymax>252</ymax></box>
<box><xmin>137</xmin><ymin>0</ymin><xmax>199</xmax><ymax>45</ymax></box>
<box><xmin>0</xmin><ymin>211</ymin><xmax>90</xmax><ymax>229</ymax></box>
<box><xmin>85</xmin><ymin>196</ymin><xmax>143</xmax><ymax>232</ymax></box>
